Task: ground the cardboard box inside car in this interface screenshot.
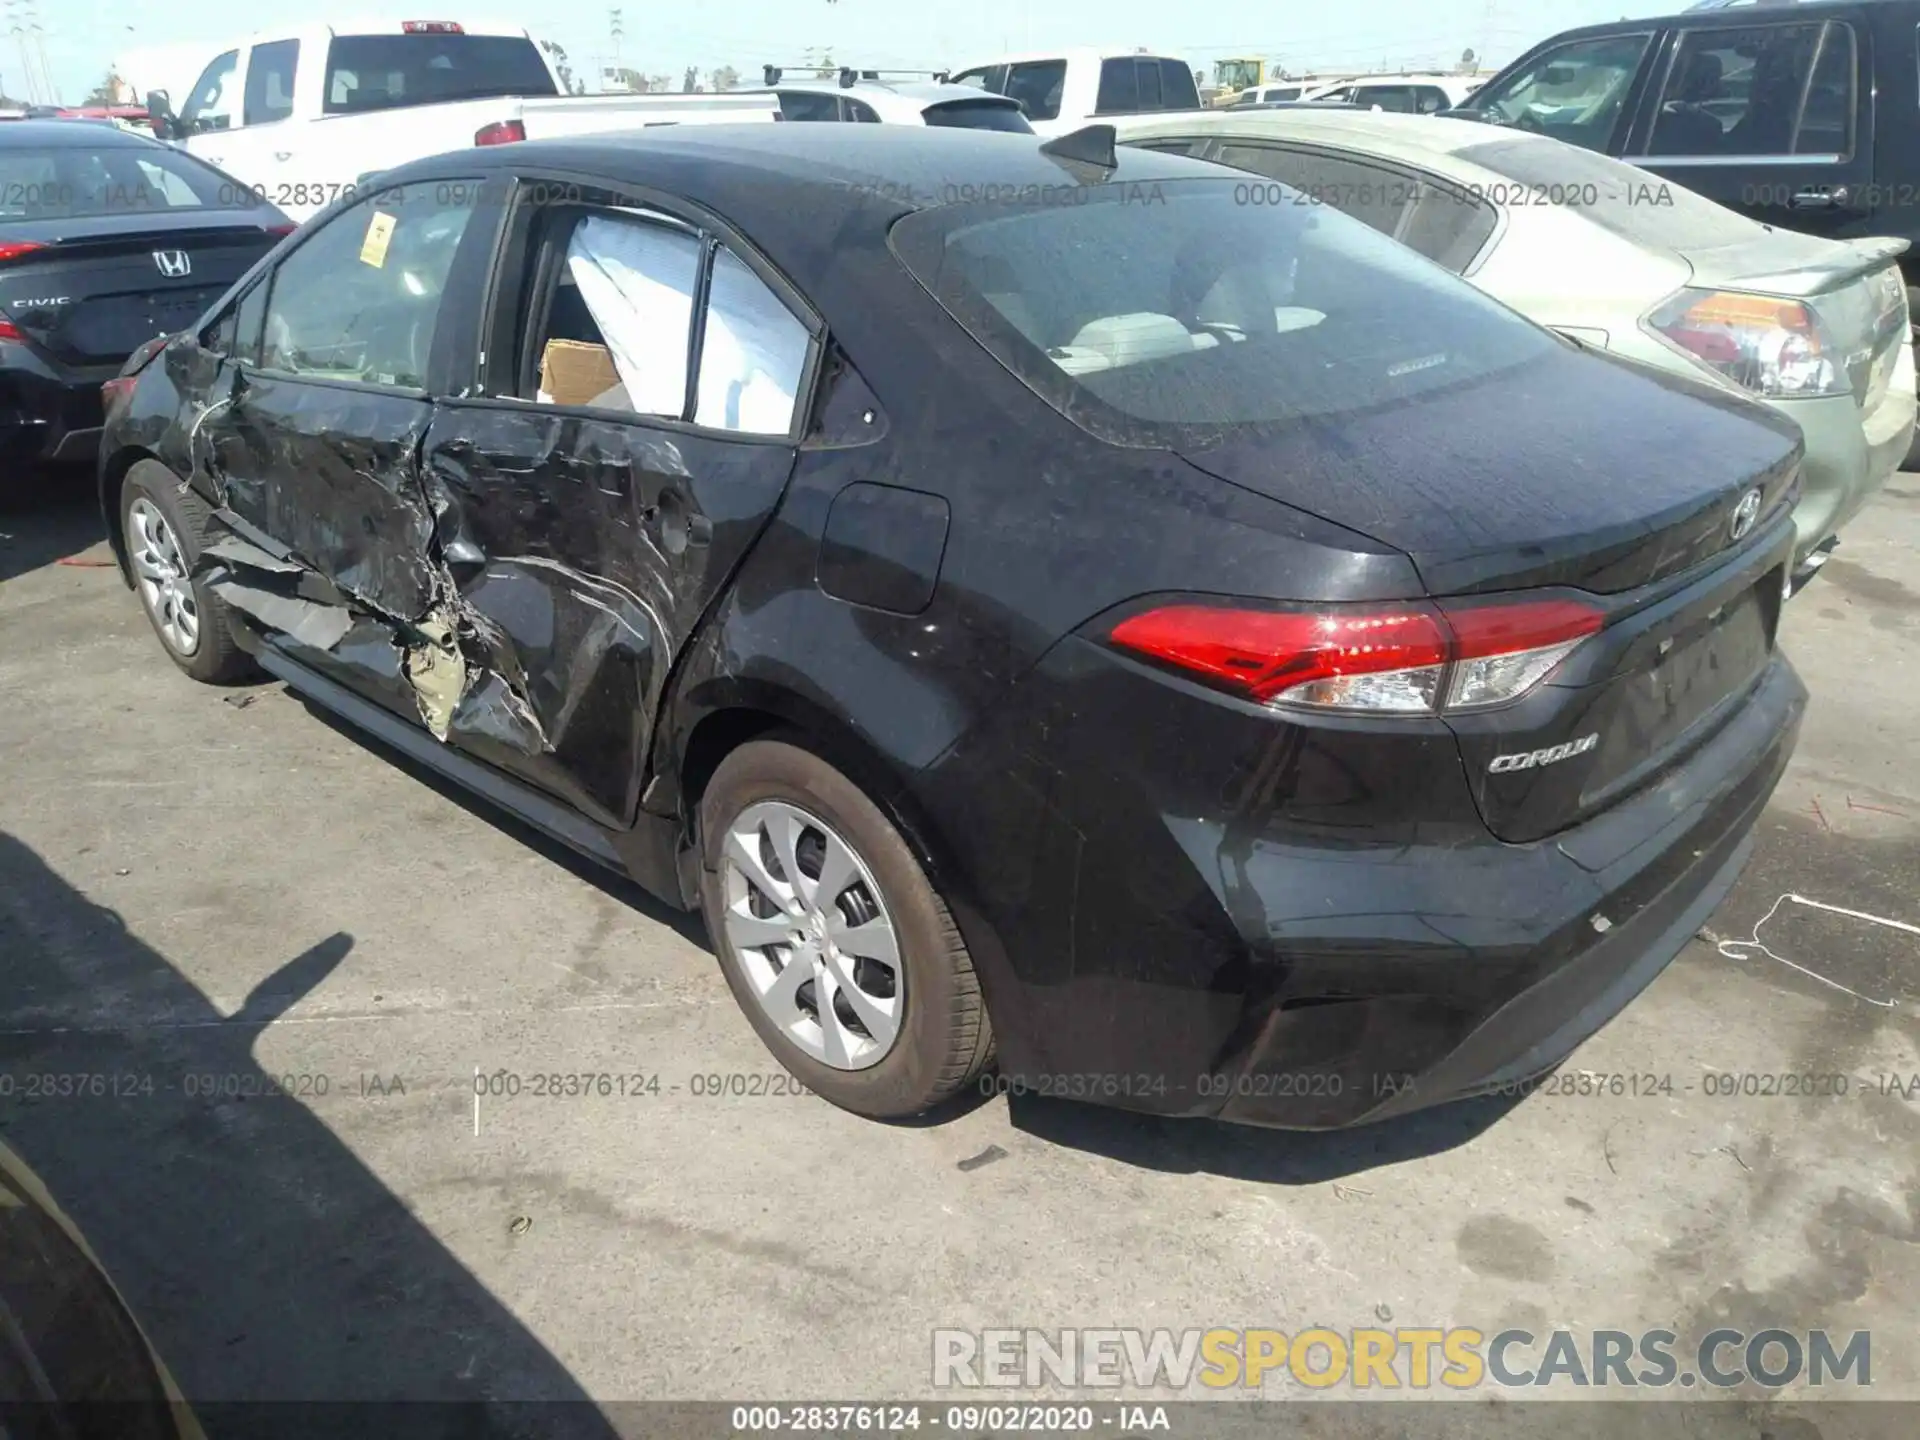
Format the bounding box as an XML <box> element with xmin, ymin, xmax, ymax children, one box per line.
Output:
<box><xmin>539</xmin><ymin>339</ymin><xmax>622</xmax><ymax>407</ymax></box>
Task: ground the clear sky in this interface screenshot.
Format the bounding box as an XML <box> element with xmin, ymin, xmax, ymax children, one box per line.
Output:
<box><xmin>22</xmin><ymin>0</ymin><xmax>1656</xmax><ymax>105</ymax></box>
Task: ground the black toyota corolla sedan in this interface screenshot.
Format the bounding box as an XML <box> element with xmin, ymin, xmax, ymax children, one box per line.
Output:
<box><xmin>0</xmin><ymin>120</ymin><xmax>289</xmax><ymax>468</ymax></box>
<box><xmin>97</xmin><ymin>124</ymin><xmax>1806</xmax><ymax>1129</ymax></box>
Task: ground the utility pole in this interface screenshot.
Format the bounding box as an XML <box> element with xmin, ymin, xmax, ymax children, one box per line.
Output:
<box><xmin>4</xmin><ymin>0</ymin><xmax>47</xmax><ymax>105</ymax></box>
<box><xmin>22</xmin><ymin>0</ymin><xmax>52</xmax><ymax>104</ymax></box>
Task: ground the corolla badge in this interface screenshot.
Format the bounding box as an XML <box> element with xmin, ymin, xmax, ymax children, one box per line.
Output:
<box><xmin>1489</xmin><ymin>733</ymin><xmax>1599</xmax><ymax>774</ymax></box>
<box><xmin>1729</xmin><ymin>487</ymin><xmax>1763</xmax><ymax>542</ymax></box>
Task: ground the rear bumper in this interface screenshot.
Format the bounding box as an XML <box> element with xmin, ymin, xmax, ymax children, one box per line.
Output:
<box><xmin>0</xmin><ymin>351</ymin><xmax>117</xmax><ymax>464</ymax></box>
<box><xmin>1221</xmin><ymin>655</ymin><xmax>1801</xmax><ymax>1127</ymax></box>
<box><xmin>1779</xmin><ymin>361</ymin><xmax>1913</xmax><ymax>565</ymax></box>
<box><xmin>920</xmin><ymin>643</ymin><xmax>1804</xmax><ymax>1131</ymax></box>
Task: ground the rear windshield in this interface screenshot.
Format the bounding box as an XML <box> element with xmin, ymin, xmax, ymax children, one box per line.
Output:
<box><xmin>0</xmin><ymin>141</ymin><xmax>254</xmax><ymax>218</ymax></box>
<box><xmin>889</xmin><ymin>176</ymin><xmax>1556</xmax><ymax>446</ymax></box>
<box><xmin>1454</xmin><ymin>135</ymin><xmax>1761</xmax><ymax>249</ymax></box>
<box><xmin>323</xmin><ymin>34</ymin><xmax>557</xmax><ymax>115</ymax></box>
<box><xmin>922</xmin><ymin>99</ymin><xmax>1033</xmax><ymax>132</ymax></box>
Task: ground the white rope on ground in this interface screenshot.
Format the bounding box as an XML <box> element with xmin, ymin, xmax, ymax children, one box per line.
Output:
<box><xmin>1714</xmin><ymin>893</ymin><xmax>1910</xmax><ymax>1009</ymax></box>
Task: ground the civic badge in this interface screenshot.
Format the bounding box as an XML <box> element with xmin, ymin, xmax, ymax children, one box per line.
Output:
<box><xmin>1729</xmin><ymin>487</ymin><xmax>1763</xmax><ymax>542</ymax></box>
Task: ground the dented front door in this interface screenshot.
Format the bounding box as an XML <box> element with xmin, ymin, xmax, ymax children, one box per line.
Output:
<box><xmin>417</xmin><ymin>404</ymin><xmax>799</xmax><ymax>829</ymax></box>
<box><xmin>192</xmin><ymin>179</ymin><xmax>496</xmax><ymax>722</ymax></box>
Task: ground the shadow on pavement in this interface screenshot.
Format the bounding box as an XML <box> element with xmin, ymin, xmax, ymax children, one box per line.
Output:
<box><xmin>1006</xmin><ymin>1085</ymin><xmax>1527</xmax><ymax>1182</ymax></box>
<box><xmin>291</xmin><ymin>698</ymin><xmax>712</xmax><ymax>954</ymax></box>
<box><xmin>0</xmin><ymin>466</ymin><xmax>107</xmax><ymax>585</ymax></box>
<box><xmin>0</xmin><ymin>831</ymin><xmax>622</xmax><ymax>1438</ymax></box>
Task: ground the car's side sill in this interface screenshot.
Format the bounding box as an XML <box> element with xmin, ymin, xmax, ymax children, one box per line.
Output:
<box><xmin>254</xmin><ymin>642</ymin><xmax>627</xmax><ymax>873</ymax></box>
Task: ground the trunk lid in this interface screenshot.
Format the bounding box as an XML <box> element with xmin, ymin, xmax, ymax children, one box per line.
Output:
<box><xmin>1443</xmin><ymin>515</ymin><xmax>1792</xmax><ymax>843</ymax></box>
<box><xmin>1176</xmin><ymin>341</ymin><xmax>1803</xmax><ymax>596</ymax></box>
<box><xmin>0</xmin><ymin>216</ymin><xmax>278</xmax><ymax>366</ymax></box>
<box><xmin>1177</xmin><ymin>343</ymin><xmax>1803</xmax><ymax>842</ymax></box>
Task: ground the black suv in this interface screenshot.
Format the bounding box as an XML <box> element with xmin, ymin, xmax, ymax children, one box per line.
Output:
<box><xmin>1454</xmin><ymin>0</ymin><xmax>1920</xmax><ymax>450</ymax></box>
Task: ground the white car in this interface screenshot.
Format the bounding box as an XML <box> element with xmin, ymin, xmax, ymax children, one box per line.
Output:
<box><xmin>148</xmin><ymin>18</ymin><xmax>778</xmax><ymax>223</ymax></box>
<box><xmin>1111</xmin><ymin>107</ymin><xmax>1915</xmax><ymax>588</ymax></box>
<box><xmin>745</xmin><ymin>70</ymin><xmax>1031</xmax><ymax>129</ymax></box>
<box><xmin>942</xmin><ymin>48</ymin><xmax>1201</xmax><ymax>136</ymax></box>
<box><xmin>1295</xmin><ymin>73</ymin><xmax>1485</xmax><ymax>113</ymax></box>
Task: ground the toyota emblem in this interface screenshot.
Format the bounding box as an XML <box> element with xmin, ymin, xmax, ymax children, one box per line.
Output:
<box><xmin>1729</xmin><ymin>487</ymin><xmax>1763</xmax><ymax>542</ymax></box>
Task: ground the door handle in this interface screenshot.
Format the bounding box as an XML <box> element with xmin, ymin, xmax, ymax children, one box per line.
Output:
<box><xmin>1788</xmin><ymin>187</ymin><xmax>1845</xmax><ymax>209</ymax></box>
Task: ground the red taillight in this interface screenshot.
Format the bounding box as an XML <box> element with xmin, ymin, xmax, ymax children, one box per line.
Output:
<box><xmin>0</xmin><ymin>240</ymin><xmax>46</xmax><ymax>265</ymax></box>
<box><xmin>402</xmin><ymin>20</ymin><xmax>464</xmax><ymax>32</ymax></box>
<box><xmin>265</xmin><ymin>222</ymin><xmax>296</xmax><ymax>236</ymax></box>
<box><xmin>473</xmin><ymin>118</ymin><xmax>525</xmax><ymax>145</ymax></box>
<box><xmin>1109</xmin><ymin>605</ymin><xmax>1449</xmax><ymax>711</ymax></box>
<box><xmin>0</xmin><ymin>317</ymin><xmax>24</xmax><ymax>343</ymax></box>
<box><xmin>102</xmin><ymin>375</ymin><xmax>138</xmax><ymax>408</ymax></box>
<box><xmin>1108</xmin><ymin>596</ymin><xmax>1605</xmax><ymax>715</ymax></box>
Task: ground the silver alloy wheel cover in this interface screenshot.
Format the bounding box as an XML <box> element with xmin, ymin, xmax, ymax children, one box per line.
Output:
<box><xmin>719</xmin><ymin>799</ymin><xmax>905</xmax><ymax>1071</ymax></box>
<box><xmin>127</xmin><ymin>497</ymin><xmax>200</xmax><ymax>657</ymax></box>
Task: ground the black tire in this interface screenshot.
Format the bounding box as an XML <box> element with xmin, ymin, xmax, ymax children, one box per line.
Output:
<box><xmin>698</xmin><ymin>737</ymin><xmax>995</xmax><ymax>1120</ymax></box>
<box><xmin>120</xmin><ymin>460</ymin><xmax>257</xmax><ymax>684</ymax></box>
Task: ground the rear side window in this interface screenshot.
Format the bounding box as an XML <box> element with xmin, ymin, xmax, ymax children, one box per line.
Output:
<box><xmin>1459</xmin><ymin>135</ymin><xmax>1763</xmax><ymax>249</ymax></box>
<box><xmin>244</xmin><ymin>39</ymin><xmax>300</xmax><ymax>125</ymax></box>
<box><xmin>1004</xmin><ymin>60</ymin><xmax>1066</xmax><ymax>121</ymax></box>
<box><xmin>539</xmin><ymin>214</ymin><xmax>701</xmax><ymax>415</ymax></box>
<box><xmin>777</xmin><ymin>91</ymin><xmax>842</xmax><ymax>122</ymax></box>
<box><xmin>322</xmin><ymin>34</ymin><xmax>557</xmax><ymax>115</ymax></box>
<box><xmin>1356</xmin><ymin>86</ymin><xmax>1418</xmax><ymax>113</ymax></box>
<box><xmin>922</xmin><ymin>99</ymin><xmax>1032</xmax><ymax>132</ymax></box>
<box><xmin>1396</xmin><ymin>186</ymin><xmax>1501</xmax><ymax>273</ymax></box>
<box><xmin>520</xmin><ymin>209</ymin><xmax>811</xmax><ymax>435</ymax></box>
<box><xmin>1645</xmin><ymin>21</ymin><xmax>1853</xmax><ymax>159</ymax></box>
<box><xmin>1470</xmin><ymin>32</ymin><xmax>1654</xmax><ymax>152</ymax></box>
<box><xmin>889</xmin><ymin>176</ymin><xmax>1555</xmax><ymax>445</ymax></box>
<box><xmin>694</xmin><ymin>248</ymin><xmax>811</xmax><ymax>435</ymax></box>
<box><xmin>260</xmin><ymin>180</ymin><xmax>479</xmax><ymax>387</ymax></box>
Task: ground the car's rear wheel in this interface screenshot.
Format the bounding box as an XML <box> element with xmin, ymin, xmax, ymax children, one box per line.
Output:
<box><xmin>121</xmin><ymin>461</ymin><xmax>256</xmax><ymax>684</ymax></box>
<box><xmin>698</xmin><ymin>738</ymin><xmax>994</xmax><ymax>1119</ymax></box>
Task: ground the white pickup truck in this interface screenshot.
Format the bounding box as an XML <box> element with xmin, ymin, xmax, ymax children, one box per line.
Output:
<box><xmin>147</xmin><ymin>19</ymin><xmax>778</xmax><ymax>223</ymax></box>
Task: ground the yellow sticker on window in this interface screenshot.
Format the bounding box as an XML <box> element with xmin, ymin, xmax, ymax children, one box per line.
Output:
<box><xmin>359</xmin><ymin>211</ymin><xmax>397</xmax><ymax>267</ymax></box>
